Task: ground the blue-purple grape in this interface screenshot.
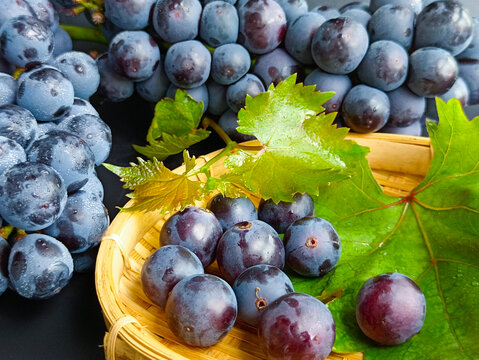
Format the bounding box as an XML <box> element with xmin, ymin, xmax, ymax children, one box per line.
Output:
<box><xmin>0</xmin><ymin>237</ymin><xmax>10</xmax><ymax>295</ymax></box>
<box><xmin>96</xmin><ymin>53</ymin><xmax>135</xmax><ymax>102</ymax></box>
<box><xmin>425</xmin><ymin>77</ymin><xmax>469</xmax><ymax>120</ymax></box>
<box><xmin>340</xmin><ymin>2</ymin><xmax>370</xmax><ymax>13</ymax></box>
<box><xmin>51</xmin><ymin>26</ymin><xmax>72</xmax><ymax>58</ymax></box>
<box><xmin>274</xmin><ymin>0</ymin><xmax>308</xmax><ymax>23</ymax></box>
<box><xmin>258</xmin><ymin>192</ymin><xmax>314</xmax><ymax>234</ymax></box>
<box><xmin>141</xmin><ymin>245</ymin><xmax>204</xmax><ymax>308</ymax></box>
<box><xmin>54</xmin><ymin>97</ymin><xmax>99</xmax><ymax>124</ymax></box>
<box><xmin>160</xmin><ymin>206</ymin><xmax>223</xmax><ymax>267</ymax></box>
<box><xmin>166</xmin><ymin>274</ymin><xmax>237</xmax><ymax>346</ymax></box>
<box><xmin>253</xmin><ymin>48</ymin><xmax>302</xmax><ymax>87</ymax></box>
<box><xmin>0</xmin><ymin>0</ymin><xmax>33</xmax><ymax>29</ymax></box>
<box><xmin>79</xmin><ymin>171</ymin><xmax>104</xmax><ymax>201</ymax></box>
<box><xmin>71</xmin><ymin>246</ymin><xmax>98</xmax><ymax>273</ymax></box>
<box><xmin>136</xmin><ymin>59</ymin><xmax>170</xmax><ymax>103</ymax></box>
<box><xmin>381</xmin><ymin>119</ymin><xmax>423</xmax><ymax>136</ymax></box>
<box><xmin>457</xmin><ymin>17</ymin><xmax>479</xmax><ymax>61</ymax></box>
<box><xmin>356</xmin><ymin>273</ymin><xmax>426</xmax><ymax>345</ymax></box>
<box><xmin>226</xmin><ymin>73</ymin><xmax>265</xmax><ymax>112</ymax></box>
<box><xmin>370</xmin><ymin>0</ymin><xmax>422</xmax><ymax>14</ymax></box>
<box><xmin>0</xmin><ymin>73</ymin><xmax>16</xmax><ymax>106</ymax></box>
<box><xmin>167</xmin><ymin>84</ymin><xmax>209</xmax><ymax>112</ymax></box>
<box><xmin>8</xmin><ymin>234</ymin><xmax>73</xmax><ymax>299</ymax></box>
<box><xmin>258</xmin><ymin>292</ymin><xmax>335</xmax><ymax>360</ymax></box>
<box><xmin>104</xmin><ymin>0</ymin><xmax>156</xmax><ymax>30</ymax></box>
<box><xmin>153</xmin><ymin>0</ymin><xmax>202</xmax><ymax>43</ymax></box>
<box><xmin>100</xmin><ymin>18</ymin><xmax>123</xmax><ymax>43</ymax></box>
<box><xmin>211</xmin><ymin>43</ymin><xmax>250</xmax><ymax>85</ymax></box>
<box><xmin>218</xmin><ymin>109</ymin><xmax>256</xmax><ymax>142</ymax></box>
<box><xmin>387</xmin><ymin>86</ymin><xmax>426</xmax><ymax>127</ymax></box>
<box><xmin>0</xmin><ymin>104</ymin><xmax>38</xmax><ymax>150</ymax></box>
<box><xmin>0</xmin><ymin>136</ymin><xmax>26</xmax><ymax>175</ymax></box>
<box><xmin>232</xmin><ymin>264</ymin><xmax>293</xmax><ymax>326</ymax></box>
<box><xmin>207</xmin><ymin>193</ymin><xmax>257</xmax><ymax>231</ymax></box>
<box><xmin>216</xmin><ymin>220</ymin><xmax>284</xmax><ymax>284</ymax></box>
<box><xmin>24</xmin><ymin>0</ymin><xmax>59</xmax><ymax>30</ymax></box>
<box><xmin>459</xmin><ymin>59</ymin><xmax>479</xmax><ymax>105</ymax></box>
<box><xmin>311</xmin><ymin>5</ymin><xmax>340</xmax><ymax>20</ymax></box>
<box><xmin>206</xmin><ymin>80</ymin><xmax>229</xmax><ymax>116</ymax></box>
<box><xmin>200</xmin><ymin>1</ymin><xmax>239</xmax><ymax>47</ymax></box>
<box><xmin>341</xmin><ymin>8</ymin><xmax>371</xmax><ymax>27</ymax></box>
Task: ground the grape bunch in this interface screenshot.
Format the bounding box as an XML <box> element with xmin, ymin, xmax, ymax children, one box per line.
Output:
<box><xmin>0</xmin><ymin>3</ymin><xmax>112</xmax><ymax>299</ymax></box>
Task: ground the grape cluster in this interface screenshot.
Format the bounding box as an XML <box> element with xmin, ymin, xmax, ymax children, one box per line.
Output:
<box><xmin>0</xmin><ymin>3</ymin><xmax>111</xmax><ymax>299</ymax></box>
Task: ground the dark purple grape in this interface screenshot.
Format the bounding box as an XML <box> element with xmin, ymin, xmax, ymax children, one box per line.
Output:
<box><xmin>407</xmin><ymin>47</ymin><xmax>458</xmax><ymax>97</ymax></box>
<box><xmin>237</xmin><ymin>0</ymin><xmax>287</xmax><ymax>55</ymax></box>
<box><xmin>232</xmin><ymin>264</ymin><xmax>293</xmax><ymax>326</ymax></box>
<box><xmin>356</xmin><ymin>272</ymin><xmax>426</xmax><ymax>345</ymax></box>
<box><xmin>136</xmin><ymin>59</ymin><xmax>170</xmax><ymax>103</ymax></box>
<box><xmin>207</xmin><ymin>193</ymin><xmax>257</xmax><ymax>231</ymax></box>
<box><xmin>258</xmin><ymin>292</ymin><xmax>335</xmax><ymax>360</ymax></box>
<box><xmin>274</xmin><ymin>0</ymin><xmax>308</xmax><ymax>23</ymax></box>
<box><xmin>96</xmin><ymin>53</ymin><xmax>135</xmax><ymax>103</ymax></box>
<box><xmin>141</xmin><ymin>245</ymin><xmax>204</xmax><ymax>308</ymax></box>
<box><xmin>341</xmin><ymin>8</ymin><xmax>371</xmax><ymax>28</ymax></box>
<box><xmin>0</xmin><ymin>237</ymin><xmax>10</xmax><ymax>295</ymax></box>
<box><xmin>226</xmin><ymin>73</ymin><xmax>265</xmax><ymax>112</ymax></box>
<box><xmin>311</xmin><ymin>5</ymin><xmax>340</xmax><ymax>20</ymax></box>
<box><xmin>104</xmin><ymin>0</ymin><xmax>156</xmax><ymax>30</ymax></box>
<box><xmin>425</xmin><ymin>77</ymin><xmax>469</xmax><ymax>120</ymax></box>
<box><xmin>457</xmin><ymin>17</ymin><xmax>479</xmax><ymax>61</ymax></box>
<box><xmin>153</xmin><ymin>0</ymin><xmax>202</xmax><ymax>43</ymax></box>
<box><xmin>311</xmin><ymin>17</ymin><xmax>369</xmax><ymax>75</ymax></box>
<box><xmin>200</xmin><ymin>1</ymin><xmax>239</xmax><ymax>47</ymax></box>
<box><xmin>342</xmin><ymin>84</ymin><xmax>390</xmax><ymax>133</ymax></box>
<box><xmin>414</xmin><ymin>1</ymin><xmax>474</xmax><ymax>56</ymax></box>
<box><xmin>258</xmin><ymin>192</ymin><xmax>314</xmax><ymax>234</ymax></box>
<box><xmin>370</xmin><ymin>0</ymin><xmax>422</xmax><ymax>14</ymax></box>
<box><xmin>387</xmin><ymin>86</ymin><xmax>425</xmax><ymax>127</ymax></box>
<box><xmin>160</xmin><ymin>206</ymin><xmax>223</xmax><ymax>267</ymax></box>
<box><xmin>284</xmin><ymin>216</ymin><xmax>341</xmax><ymax>277</ymax></box>
<box><xmin>206</xmin><ymin>80</ymin><xmax>229</xmax><ymax>116</ymax></box>
<box><xmin>459</xmin><ymin>59</ymin><xmax>479</xmax><ymax>105</ymax></box>
<box><xmin>0</xmin><ymin>104</ymin><xmax>38</xmax><ymax>150</ymax></box>
<box><xmin>253</xmin><ymin>48</ymin><xmax>302</xmax><ymax>87</ymax></box>
<box><xmin>218</xmin><ymin>109</ymin><xmax>256</xmax><ymax>142</ymax></box>
<box><xmin>216</xmin><ymin>220</ymin><xmax>284</xmax><ymax>284</ymax></box>
<box><xmin>166</xmin><ymin>274</ymin><xmax>237</xmax><ymax>346</ymax></box>
<box><xmin>211</xmin><ymin>43</ymin><xmax>250</xmax><ymax>85</ymax></box>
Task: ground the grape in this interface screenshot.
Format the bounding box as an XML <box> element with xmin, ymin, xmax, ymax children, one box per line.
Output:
<box><xmin>218</xmin><ymin>109</ymin><xmax>256</xmax><ymax>142</ymax></box>
<box><xmin>206</xmin><ymin>193</ymin><xmax>258</xmax><ymax>231</ymax></box>
<box><xmin>54</xmin><ymin>97</ymin><xmax>100</xmax><ymax>124</ymax></box>
<box><xmin>425</xmin><ymin>77</ymin><xmax>469</xmax><ymax>119</ymax></box>
<box><xmin>0</xmin><ymin>15</ymin><xmax>54</xmax><ymax>68</ymax></box>
<box><xmin>380</xmin><ymin>120</ymin><xmax>423</xmax><ymax>136</ymax></box>
<box><xmin>226</xmin><ymin>73</ymin><xmax>265</xmax><ymax>112</ymax></box>
<box><xmin>27</xmin><ymin>130</ymin><xmax>95</xmax><ymax>193</ymax></box>
<box><xmin>24</xmin><ymin>0</ymin><xmax>59</xmax><ymax>30</ymax></box>
<box><xmin>72</xmin><ymin>246</ymin><xmax>98</xmax><ymax>273</ymax></box>
<box><xmin>0</xmin><ymin>136</ymin><xmax>26</xmax><ymax>175</ymax></box>
<box><xmin>44</xmin><ymin>190</ymin><xmax>109</xmax><ymax>253</ymax></box>
<box><xmin>216</xmin><ymin>220</ymin><xmax>284</xmax><ymax>284</ymax></box>
<box><xmin>0</xmin><ymin>73</ymin><xmax>16</xmax><ymax>106</ymax></box>
<box><xmin>387</xmin><ymin>86</ymin><xmax>426</xmax><ymax>127</ymax></box>
<box><xmin>340</xmin><ymin>2</ymin><xmax>370</xmax><ymax>13</ymax></box>
<box><xmin>284</xmin><ymin>12</ymin><xmax>326</xmax><ymax>65</ymax></box>
<box><xmin>108</xmin><ymin>31</ymin><xmax>160</xmax><ymax>82</ymax></box>
<box><xmin>167</xmin><ymin>84</ymin><xmax>209</xmax><ymax>112</ymax></box>
<box><xmin>0</xmin><ymin>238</ymin><xmax>10</xmax><ymax>296</ymax></box>
<box><xmin>153</xmin><ymin>0</ymin><xmax>202</xmax><ymax>43</ymax></box>
<box><xmin>367</xmin><ymin>4</ymin><xmax>415</xmax><ymax>50</ymax></box>
<box><xmin>357</xmin><ymin>40</ymin><xmax>409</xmax><ymax>92</ymax></box>
<box><xmin>141</xmin><ymin>245</ymin><xmax>204</xmax><ymax>308</ymax></box>
<box><xmin>237</xmin><ymin>0</ymin><xmax>287</xmax><ymax>55</ymax></box>
<box><xmin>17</xmin><ymin>66</ymin><xmax>74</xmax><ymax>121</ymax></box>
<box><xmin>304</xmin><ymin>69</ymin><xmax>352</xmax><ymax>114</ymax></box>
<box><xmin>37</xmin><ymin>121</ymin><xmax>57</xmax><ymax>137</ymax></box>
<box><xmin>274</xmin><ymin>0</ymin><xmax>308</xmax><ymax>23</ymax></box>
<box><xmin>342</xmin><ymin>85</ymin><xmax>390</xmax><ymax>133</ymax></box>
<box><xmin>0</xmin><ymin>0</ymin><xmax>33</xmax><ymax>29</ymax></box>
<box><xmin>79</xmin><ymin>171</ymin><xmax>104</xmax><ymax>201</ymax></box>
<box><xmin>232</xmin><ymin>264</ymin><xmax>293</xmax><ymax>326</ymax></box>
<box><xmin>258</xmin><ymin>292</ymin><xmax>335</xmax><ymax>360</ymax></box>
<box><xmin>200</xmin><ymin>1</ymin><xmax>239</xmax><ymax>47</ymax></box>
<box><xmin>0</xmin><ymin>162</ymin><xmax>67</xmax><ymax>231</ymax></box>
<box><xmin>136</xmin><ymin>59</ymin><xmax>170</xmax><ymax>103</ymax></box>
<box><xmin>160</xmin><ymin>206</ymin><xmax>223</xmax><ymax>267</ymax></box>
<box><xmin>104</xmin><ymin>0</ymin><xmax>156</xmax><ymax>30</ymax></box>
<box><xmin>206</xmin><ymin>80</ymin><xmax>229</xmax><ymax>116</ymax></box>
<box><xmin>211</xmin><ymin>43</ymin><xmax>251</xmax><ymax>85</ymax></box>
<box><xmin>164</xmin><ymin>40</ymin><xmax>211</xmax><ymax>89</ymax></box>
<box><xmin>415</xmin><ymin>1</ymin><xmax>474</xmax><ymax>56</ymax></box>
<box><xmin>0</xmin><ymin>56</ymin><xmax>14</xmax><ymax>75</ymax></box>
<box><xmin>0</xmin><ymin>104</ymin><xmax>38</xmax><ymax>150</ymax></box>
<box><xmin>101</xmin><ymin>18</ymin><xmax>123</xmax><ymax>43</ymax></box>
<box><xmin>96</xmin><ymin>53</ymin><xmax>135</xmax><ymax>102</ymax></box>
<box><xmin>356</xmin><ymin>272</ymin><xmax>426</xmax><ymax>345</ymax></box>
<box><xmin>457</xmin><ymin>17</ymin><xmax>479</xmax><ymax>60</ymax></box>
<box><xmin>8</xmin><ymin>234</ymin><xmax>73</xmax><ymax>299</ymax></box>
<box><xmin>58</xmin><ymin>114</ymin><xmax>112</xmax><ymax>165</ymax></box>
<box><xmin>51</xmin><ymin>27</ymin><xmax>72</xmax><ymax>59</ymax></box>
<box><xmin>253</xmin><ymin>48</ymin><xmax>302</xmax><ymax>87</ymax></box>
<box><xmin>258</xmin><ymin>192</ymin><xmax>314</xmax><ymax>234</ymax></box>
<box><xmin>370</xmin><ymin>0</ymin><xmax>422</xmax><ymax>14</ymax></box>
<box><xmin>166</xmin><ymin>274</ymin><xmax>237</xmax><ymax>347</ymax></box>
<box><xmin>311</xmin><ymin>17</ymin><xmax>369</xmax><ymax>75</ymax></box>
<box><xmin>407</xmin><ymin>47</ymin><xmax>458</xmax><ymax>97</ymax></box>
<box><xmin>341</xmin><ymin>8</ymin><xmax>371</xmax><ymax>28</ymax></box>
<box><xmin>284</xmin><ymin>216</ymin><xmax>341</xmax><ymax>277</ymax></box>
<box><xmin>311</xmin><ymin>5</ymin><xmax>340</xmax><ymax>20</ymax></box>
<box><xmin>460</xmin><ymin>59</ymin><xmax>479</xmax><ymax>106</ymax></box>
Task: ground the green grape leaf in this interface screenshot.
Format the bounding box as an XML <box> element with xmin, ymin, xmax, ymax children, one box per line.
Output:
<box><xmin>291</xmin><ymin>99</ymin><xmax>479</xmax><ymax>359</ymax></box>
<box><xmin>226</xmin><ymin>74</ymin><xmax>370</xmax><ymax>203</ymax></box>
<box><xmin>104</xmin><ymin>151</ymin><xmax>203</xmax><ymax>213</ymax></box>
<box><xmin>134</xmin><ymin>90</ymin><xmax>210</xmax><ymax>160</ymax></box>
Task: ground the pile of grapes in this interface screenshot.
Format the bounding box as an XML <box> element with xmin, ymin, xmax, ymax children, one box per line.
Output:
<box><xmin>0</xmin><ymin>1</ymin><xmax>111</xmax><ymax>299</ymax></box>
<box><xmin>141</xmin><ymin>193</ymin><xmax>427</xmax><ymax>358</ymax></box>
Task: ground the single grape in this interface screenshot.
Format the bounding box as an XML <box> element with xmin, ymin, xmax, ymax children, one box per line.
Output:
<box><xmin>207</xmin><ymin>193</ymin><xmax>258</xmax><ymax>231</ymax></box>
<box><xmin>51</xmin><ymin>27</ymin><xmax>72</xmax><ymax>58</ymax></box>
<box><xmin>0</xmin><ymin>162</ymin><xmax>67</xmax><ymax>231</ymax></box>
<box><xmin>136</xmin><ymin>59</ymin><xmax>170</xmax><ymax>103</ymax></box>
<box><xmin>341</xmin><ymin>8</ymin><xmax>371</xmax><ymax>28</ymax></box>
<box><xmin>414</xmin><ymin>1</ymin><xmax>474</xmax><ymax>56</ymax></box>
<box><xmin>459</xmin><ymin>59</ymin><xmax>479</xmax><ymax>105</ymax></box>
<box><xmin>425</xmin><ymin>77</ymin><xmax>469</xmax><ymax>119</ymax></box>
<box><xmin>387</xmin><ymin>86</ymin><xmax>426</xmax><ymax>127</ymax></box>
<box><xmin>370</xmin><ymin>0</ymin><xmax>422</xmax><ymax>14</ymax></box>
<box><xmin>258</xmin><ymin>292</ymin><xmax>335</xmax><ymax>360</ymax></box>
<box><xmin>71</xmin><ymin>246</ymin><xmax>98</xmax><ymax>273</ymax></box>
<box><xmin>226</xmin><ymin>73</ymin><xmax>265</xmax><ymax>112</ymax></box>
<box><xmin>0</xmin><ymin>73</ymin><xmax>16</xmax><ymax>106</ymax></box>
<box><xmin>258</xmin><ymin>192</ymin><xmax>314</xmax><ymax>234</ymax></box>
<box><xmin>166</xmin><ymin>84</ymin><xmax>209</xmax><ymax>112</ymax></box>
<box><xmin>237</xmin><ymin>0</ymin><xmax>287</xmax><ymax>55</ymax></box>
<box><xmin>253</xmin><ymin>48</ymin><xmax>302</xmax><ymax>87</ymax></box>
<box><xmin>0</xmin><ymin>237</ymin><xmax>10</xmax><ymax>296</ymax></box>
<box><xmin>356</xmin><ymin>273</ymin><xmax>426</xmax><ymax>345</ymax></box>
<box><xmin>24</xmin><ymin>0</ymin><xmax>59</xmax><ymax>30</ymax></box>
<box><xmin>8</xmin><ymin>234</ymin><xmax>73</xmax><ymax>299</ymax></box>
<box><xmin>206</xmin><ymin>80</ymin><xmax>229</xmax><ymax>116</ymax></box>
<box><xmin>164</xmin><ymin>40</ymin><xmax>211</xmax><ymax>89</ymax></box>
<box><xmin>79</xmin><ymin>171</ymin><xmax>104</xmax><ymax>201</ymax></box>
<box><xmin>380</xmin><ymin>120</ymin><xmax>423</xmax><ymax>136</ymax></box>
<box><xmin>211</xmin><ymin>43</ymin><xmax>251</xmax><ymax>86</ymax></box>
<box><xmin>304</xmin><ymin>69</ymin><xmax>352</xmax><ymax>114</ymax></box>
<box><xmin>166</xmin><ymin>274</ymin><xmax>237</xmax><ymax>347</ymax></box>
<box><xmin>141</xmin><ymin>245</ymin><xmax>204</xmax><ymax>308</ymax></box>
<box><xmin>0</xmin><ymin>136</ymin><xmax>26</xmax><ymax>175</ymax></box>
<box><xmin>0</xmin><ymin>104</ymin><xmax>38</xmax><ymax>150</ymax></box>
<box><xmin>274</xmin><ymin>0</ymin><xmax>308</xmax><ymax>23</ymax></box>
<box><xmin>311</xmin><ymin>5</ymin><xmax>340</xmax><ymax>20</ymax></box>
<box><xmin>153</xmin><ymin>0</ymin><xmax>202</xmax><ymax>43</ymax></box>
<box><xmin>407</xmin><ymin>47</ymin><xmax>458</xmax><ymax>97</ymax></box>
<box><xmin>54</xmin><ymin>97</ymin><xmax>100</xmax><ymax>124</ymax></box>
<box><xmin>232</xmin><ymin>264</ymin><xmax>293</xmax><ymax>326</ymax></box>
<box><xmin>340</xmin><ymin>2</ymin><xmax>370</xmax><ymax>13</ymax></box>
<box><xmin>96</xmin><ymin>53</ymin><xmax>135</xmax><ymax>102</ymax></box>
<box><xmin>104</xmin><ymin>0</ymin><xmax>156</xmax><ymax>30</ymax></box>
<box><xmin>37</xmin><ymin>121</ymin><xmax>57</xmax><ymax>137</ymax></box>
<box><xmin>200</xmin><ymin>1</ymin><xmax>239</xmax><ymax>47</ymax></box>
<box><xmin>311</xmin><ymin>17</ymin><xmax>369</xmax><ymax>75</ymax></box>
<box><xmin>218</xmin><ymin>109</ymin><xmax>256</xmax><ymax>142</ymax></box>
<box><xmin>457</xmin><ymin>17</ymin><xmax>479</xmax><ymax>61</ymax></box>
<box><xmin>216</xmin><ymin>220</ymin><xmax>285</xmax><ymax>284</ymax></box>
<box><xmin>0</xmin><ymin>0</ymin><xmax>33</xmax><ymax>29</ymax></box>
<box><xmin>160</xmin><ymin>206</ymin><xmax>223</xmax><ymax>267</ymax></box>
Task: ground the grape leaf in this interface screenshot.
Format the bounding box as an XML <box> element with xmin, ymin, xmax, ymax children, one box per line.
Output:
<box><xmin>134</xmin><ymin>90</ymin><xmax>210</xmax><ymax>160</ymax></box>
<box><xmin>104</xmin><ymin>151</ymin><xmax>203</xmax><ymax>213</ymax></box>
<box><xmin>291</xmin><ymin>99</ymin><xmax>479</xmax><ymax>359</ymax></box>
<box><xmin>226</xmin><ymin>74</ymin><xmax>370</xmax><ymax>203</ymax></box>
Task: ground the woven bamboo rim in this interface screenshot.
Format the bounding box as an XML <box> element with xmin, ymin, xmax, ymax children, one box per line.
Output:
<box><xmin>96</xmin><ymin>133</ymin><xmax>432</xmax><ymax>360</ymax></box>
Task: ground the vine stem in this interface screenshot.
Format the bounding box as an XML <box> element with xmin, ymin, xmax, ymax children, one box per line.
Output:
<box><xmin>60</xmin><ymin>24</ymin><xmax>108</xmax><ymax>44</ymax></box>
<box><xmin>202</xmin><ymin>117</ymin><xmax>233</xmax><ymax>145</ymax></box>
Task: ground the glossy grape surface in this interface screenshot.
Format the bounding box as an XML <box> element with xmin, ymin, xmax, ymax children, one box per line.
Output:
<box><xmin>253</xmin><ymin>48</ymin><xmax>302</xmax><ymax>87</ymax></box>
<box><xmin>275</xmin><ymin>0</ymin><xmax>307</xmax><ymax>23</ymax></box>
<box><xmin>153</xmin><ymin>0</ymin><xmax>202</xmax><ymax>43</ymax></box>
<box><xmin>200</xmin><ymin>1</ymin><xmax>239</xmax><ymax>47</ymax></box>
<box><xmin>96</xmin><ymin>53</ymin><xmax>135</xmax><ymax>103</ymax></box>
<box><xmin>457</xmin><ymin>17</ymin><xmax>479</xmax><ymax>60</ymax></box>
<box><xmin>425</xmin><ymin>77</ymin><xmax>469</xmax><ymax>120</ymax></box>
<box><xmin>211</xmin><ymin>43</ymin><xmax>250</xmax><ymax>85</ymax></box>
<box><xmin>0</xmin><ymin>237</ymin><xmax>10</xmax><ymax>296</ymax></box>
<box><xmin>104</xmin><ymin>0</ymin><xmax>156</xmax><ymax>30</ymax></box>
<box><xmin>79</xmin><ymin>171</ymin><xmax>104</xmax><ymax>201</ymax></box>
<box><xmin>226</xmin><ymin>73</ymin><xmax>264</xmax><ymax>112</ymax></box>
<box><xmin>0</xmin><ymin>73</ymin><xmax>16</xmax><ymax>106</ymax></box>
<box><xmin>136</xmin><ymin>59</ymin><xmax>170</xmax><ymax>103</ymax></box>
<box><xmin>0</xmin><ymin>104</ymin><xmax>38</xmax><ymax>150</ymax></box>
<box><xmin>55</xmin><ymin>97</ymin><xmax>99</xmax><ymax>124</ymax></box>
<box><xmin>341</xmin><ymin>8</ymin><xmax>371</xmax><ymax>27</ymax></box>
<box><xmin>51</xmin><ymin>27</ymin><xmax>72</xmax><ymax>58</ymax></box>
<box><xmin>387</xmin><ymin>86</ymin><xmax>425</xmax><ymax>127</ymax></box>
<box><xmin>458</xmin><ymin>59</ymin><xmax>479</xmax><ymax>105</ymax></box>
<box><xmin>206</xmin><ymin>80</ymin><xmax>228</xmax><ymax>116</ymax></box>
<box><xmin>370</xmin><ymin>0</ymin><xmax>422</xmax><ymax>14</ymax></box>
<box><xmin>0</xmin><ymin>136</ymin><xmax>26</xmax><ymax>175</ymax></box>
<box><xmin>207</xmin><ymin>194</ymin><xmax>257</xmax><ymax>231</ymax></box>
<box><xmin>0</xmin><ymin>0</ymin><xmax>33</xmax><ymax>29</ymax></box>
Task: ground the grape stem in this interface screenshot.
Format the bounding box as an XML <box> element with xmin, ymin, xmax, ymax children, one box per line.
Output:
<box><xmin>60</xmin><ymin>24</ymin><xmax>108</xmax><ymax>44</ymax></box>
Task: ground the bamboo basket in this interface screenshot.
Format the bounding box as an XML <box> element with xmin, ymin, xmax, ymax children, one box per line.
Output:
<box><xmin>95</xmin><ymin>133</ymin><xmax>432</xmax><ymax>360</ymax></box>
